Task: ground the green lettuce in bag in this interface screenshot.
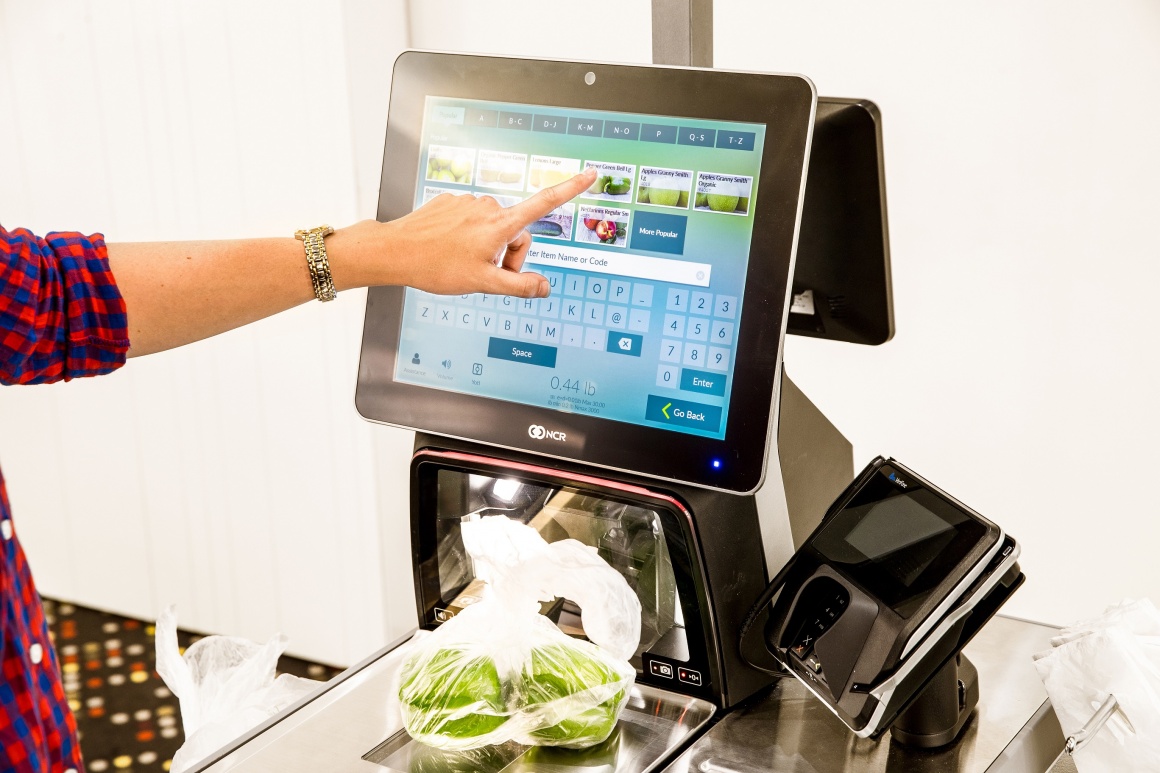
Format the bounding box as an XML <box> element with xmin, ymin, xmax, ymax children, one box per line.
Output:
<box><xmin>399</xmin><ymin>641</ymin><xmax>509</xmax><ymax>749</ymax></box>
<box><xmin>396</xmin><ymin>515</ymin><xmax>642</xmax><ymax>751</ymax></box>
<box><xmin>519</xmin><ymin>640</ymin><xmax>631</xmax><ymax>748</ymax></box>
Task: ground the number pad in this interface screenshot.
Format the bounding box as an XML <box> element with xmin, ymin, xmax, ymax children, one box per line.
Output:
<box><xmin>710</xmin><ymin>320</ymin><xmax>734</xmax><ymax>345</ymax></box>
<box><xmin>686</xmin><ymin>318</ymin><xmax>709</xmax><ymax>341</ymax></box>
<box><xmin>666</xmin><ymin>288</ymin><xmax>689</xmax><ymax>312</ymax></box>
<box><xmin>656</xmin><ymin>364</ymin><xmax>679</xmax><ymax>389</ymax></box>
<box><xmin>690</xmin><ymin>291</ymin><xmax>713</xmax><ymax>316</ymax></box>
<box><xmin>663</xmin><ymin>314</ymin><xmax>686</xmax><ymax>338</ymax></box>
<box><xmin>660</xmin><ymin>339</ymin><xmax>683</xmax><ymax>363</ymax></box>
<box><xmin>713</xmin><ymin>295</ymin><xmax>737</xmax><ymax>319</ymax></box>
<box><xmin>683</xmin><ymin>343</ymin><xmax>707</xmax><ymax>367</ymax></box>
<box><xmin>707</xmin><ymin>346</ymin><xmax>730</xmax><ymax>371</ymax></box>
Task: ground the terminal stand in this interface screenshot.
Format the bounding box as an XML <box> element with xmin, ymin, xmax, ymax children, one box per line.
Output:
<box><xmin>892</xmin><ymin>654</ymin><xmax>979</xmax><ymax>748</ymax></box>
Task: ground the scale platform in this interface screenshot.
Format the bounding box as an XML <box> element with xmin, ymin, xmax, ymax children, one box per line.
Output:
<box><xmin>191</xmin><ymin>617</ymin><xmax>1061</xmax><ymax>773</ymax></box>
<box><xmin>189</xmin><ymin>634</ymin><xmax>716</xmax><ymax>773</ymax></box>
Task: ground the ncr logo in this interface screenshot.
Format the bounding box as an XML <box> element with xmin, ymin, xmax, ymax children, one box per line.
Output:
<box><xmin>528</xmin><ymin>424</ymin><xmax>567</xmax><ymax>442</ymax></box>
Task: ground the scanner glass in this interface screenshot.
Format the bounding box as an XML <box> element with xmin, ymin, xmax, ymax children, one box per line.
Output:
<box><xmin>431</xmin><ymin>470</ymin><xmax>690</xmax><ymax>665</ymax></box>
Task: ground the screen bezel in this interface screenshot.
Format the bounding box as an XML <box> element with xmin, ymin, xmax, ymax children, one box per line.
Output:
<box><xmin>355</xmin><ymin>51</ymin><xmax>817</xmax><ymax>494</ymax></box>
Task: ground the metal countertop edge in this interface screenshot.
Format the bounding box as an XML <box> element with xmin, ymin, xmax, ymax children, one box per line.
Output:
<box><xmin>186</xmin><ymin>629</ymin><xmax>421</xmax><ymax>773</ymax></box>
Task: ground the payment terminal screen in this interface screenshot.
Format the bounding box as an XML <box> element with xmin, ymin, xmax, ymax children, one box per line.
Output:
<box><xmin>394</xmin><ymin>97</ymin><xmax>766</xmax><ymax>440</ymax></box>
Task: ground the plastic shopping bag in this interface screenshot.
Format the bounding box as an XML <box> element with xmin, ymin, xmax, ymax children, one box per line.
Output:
<box><xmin>398</xmin><ymin>515</ymin><xmax>641</xmax><ymax>751</ymax></box>
<box><xmin>154</xmin><ymin>606</ymin><xmax>323</xmax><ymax>773</ymax></box>
<box><xmin>1034</xmin><ymin>599</ymin><xmax>1160</xmax><ymax>773</ymax></box>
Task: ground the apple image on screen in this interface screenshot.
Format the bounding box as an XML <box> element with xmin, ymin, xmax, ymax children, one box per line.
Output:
<box><xmin>649</xmin><ymin>177</ymin><xmax>683</xmax><ymax>207</ymax></box>
<box><xmin>706</xmin><ymin>181</ymin><xmax>743</xmax><ymax>212</ymax></box>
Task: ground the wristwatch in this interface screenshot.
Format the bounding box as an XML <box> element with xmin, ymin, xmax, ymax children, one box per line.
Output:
<box><xmin>295</xmin><ymin>225</ymin><xmax>337</xmax><ymax>302</ymax></box>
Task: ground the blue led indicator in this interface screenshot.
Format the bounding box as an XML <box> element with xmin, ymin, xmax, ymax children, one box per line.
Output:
<box><xmin>712</xmin><ymin>459</ymin><xmax>722</xmax><ymax>469</ymax></box>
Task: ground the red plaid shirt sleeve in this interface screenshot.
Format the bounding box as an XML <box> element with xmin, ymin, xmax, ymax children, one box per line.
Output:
<box><xmin>1</xmin><ymin>225</ymin><xmax>130</xmax><ymax>384</ymax></box>
<box><xmin>1</xmin><ymin>223</ymin><xmax>129</xmax><ymax>771</ymax></box>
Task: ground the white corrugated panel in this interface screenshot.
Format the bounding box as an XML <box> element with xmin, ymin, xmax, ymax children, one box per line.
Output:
<box><xmin>0</xmin><ymin>0</ymin><xmax>413</xmax><ymax>667</ymax></box>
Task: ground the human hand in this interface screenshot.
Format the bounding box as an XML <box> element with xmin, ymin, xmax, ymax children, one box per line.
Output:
<box><xmin>328</xmin><ymin>168</ymin><xmax>598</xmax><ymax>298</ymax></box>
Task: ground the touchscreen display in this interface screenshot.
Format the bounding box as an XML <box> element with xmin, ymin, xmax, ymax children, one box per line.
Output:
<box><xmin>812</xmin><ymin>469</ymin><xmax>986</xmax><ymax>618</ymax></box>
<box><xmin>393</xmin><ymin>97</ymin><xmax>766</xmax><ymax>440</ymax></box>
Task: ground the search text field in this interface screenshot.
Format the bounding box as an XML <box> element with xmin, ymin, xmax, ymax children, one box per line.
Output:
<box><xmin>525</xmin><ymin>243</ymin><xmax>711</xmax><ymax>287</ymax></box>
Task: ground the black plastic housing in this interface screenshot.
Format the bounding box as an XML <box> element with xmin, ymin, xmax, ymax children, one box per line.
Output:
<box><xmin>356</xmin><ymin>51</ymin><xmax>818</xmax><ymax>494</ymax></box>
<box><xmin>409</xmin><ymin>432</ymin><xmax>777</xmax><ymax>710</ymax></box>
<box><xmin>759</xmin><ymin>457</ymin><xmax>1013</xmax><ymax>735</ymax></box>
<box><xmin>789</xmin><ymin>98</ymin><xmax>893</xmax><ymax>345</ymax></box>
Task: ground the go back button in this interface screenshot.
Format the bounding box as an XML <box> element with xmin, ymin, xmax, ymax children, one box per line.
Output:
<box><xmin>487</xmin><ymin>337</ymin><xmax>557</xmax><ymax>368</ymax></box>
<box><xmin>645</xmin><ymin>395</ymin><xmax>722</xmax><ymax>432</ymax></box>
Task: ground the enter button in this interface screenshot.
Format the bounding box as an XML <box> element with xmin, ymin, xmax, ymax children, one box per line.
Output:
<box><xmin>680</xmin><ymin>368</ymin><xmax>727</xmax><ymax>396</ymax></box>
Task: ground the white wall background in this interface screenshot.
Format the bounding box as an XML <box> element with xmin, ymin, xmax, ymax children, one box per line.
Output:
<box><xmin>2</xmin><ymin>0</ymin><xmax>1159</xmax><ymax>667</ymax></box>
<box><xmin>0</xmin><ymin>0</ymin><xmax>413</xmax><ymax>667</ymax></box>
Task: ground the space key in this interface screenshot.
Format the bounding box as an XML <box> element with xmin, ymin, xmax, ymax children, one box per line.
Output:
<box><xmin>487</xmin><ymin>337</ymin><xmax>558</xmax><ymax>368</ymax></box>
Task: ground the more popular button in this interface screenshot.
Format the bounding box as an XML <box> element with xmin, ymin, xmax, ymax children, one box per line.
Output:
<box><xmin>645</xmin><ymin>394</ymin><xmax>722</xmax><ymax>432</ymax></box>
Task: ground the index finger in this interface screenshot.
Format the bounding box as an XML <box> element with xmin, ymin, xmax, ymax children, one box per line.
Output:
<box><xmin>506</xmin><ymin>168</ymin><xmax>598</xmax><ymax>229</ymax></box>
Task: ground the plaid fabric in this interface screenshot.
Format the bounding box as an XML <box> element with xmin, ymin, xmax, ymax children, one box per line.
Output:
<box><xmin>1</xmin><ymin>226</ymin><xmax>129</xmax><ymax>385</ymax></box>
<box><xmin>1</xmin><ymin>225</ymin><xmax>130</xmax><ymax>771</ymax></box>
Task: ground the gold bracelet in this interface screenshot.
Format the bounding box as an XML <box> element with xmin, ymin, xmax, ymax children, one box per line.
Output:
<box><xmin>294</xmin><ymin>225</ymin><xmax>337</xmax><ymax>302</ymax></box>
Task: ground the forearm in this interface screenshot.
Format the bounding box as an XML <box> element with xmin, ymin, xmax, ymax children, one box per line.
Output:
<box><xmin>106</xmin><ymin>226</ymin><xmax>402</xmax><ymax>357</ymax></box>
<box><xmin>107</xmin><ymin>237</ymin><xmax>312</xmax><ymax>356</ymax></box>
<box><xmin>106</xmin><ymin>170</ymin><xmax>595</xmax><ymax>358</ymax></box>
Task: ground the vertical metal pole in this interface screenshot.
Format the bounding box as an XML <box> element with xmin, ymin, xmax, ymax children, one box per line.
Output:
<box><xmin>651</xmin><ymin>0</ymin><xmax>713</xmax><ymax>68</ymax></box>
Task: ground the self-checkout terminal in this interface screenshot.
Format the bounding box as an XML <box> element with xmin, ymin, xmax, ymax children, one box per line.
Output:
<box><xmin>190</xmin><ymin>10</ymin><xmax>1065</xmax><ymax>773</ymax></box>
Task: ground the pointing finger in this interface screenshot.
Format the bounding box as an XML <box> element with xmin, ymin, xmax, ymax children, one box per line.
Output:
<box><xmin>502</xmin><ymin>229</ymin><xmax>533</xmax><ymax>273</ymax></box>
<box><xmin>506</xmin><ymin>168</ymin><xmax>597</xmax><ymax>228</ymax></box>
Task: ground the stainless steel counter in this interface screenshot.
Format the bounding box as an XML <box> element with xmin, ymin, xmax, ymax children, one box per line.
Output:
<box><xmin>190</xmin><ymin>634</ymin><xmax>716</xmax><ymax>773</ymax></box>
<box><xmin>191</xmin><ymin>617</ymin><xmax>1062</xmax><ymax>773</ymax></box>
<box><xmin>661</xmin><ymin>616</ymin><xmax>1064</xmax><ymax>773</ymax></box>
